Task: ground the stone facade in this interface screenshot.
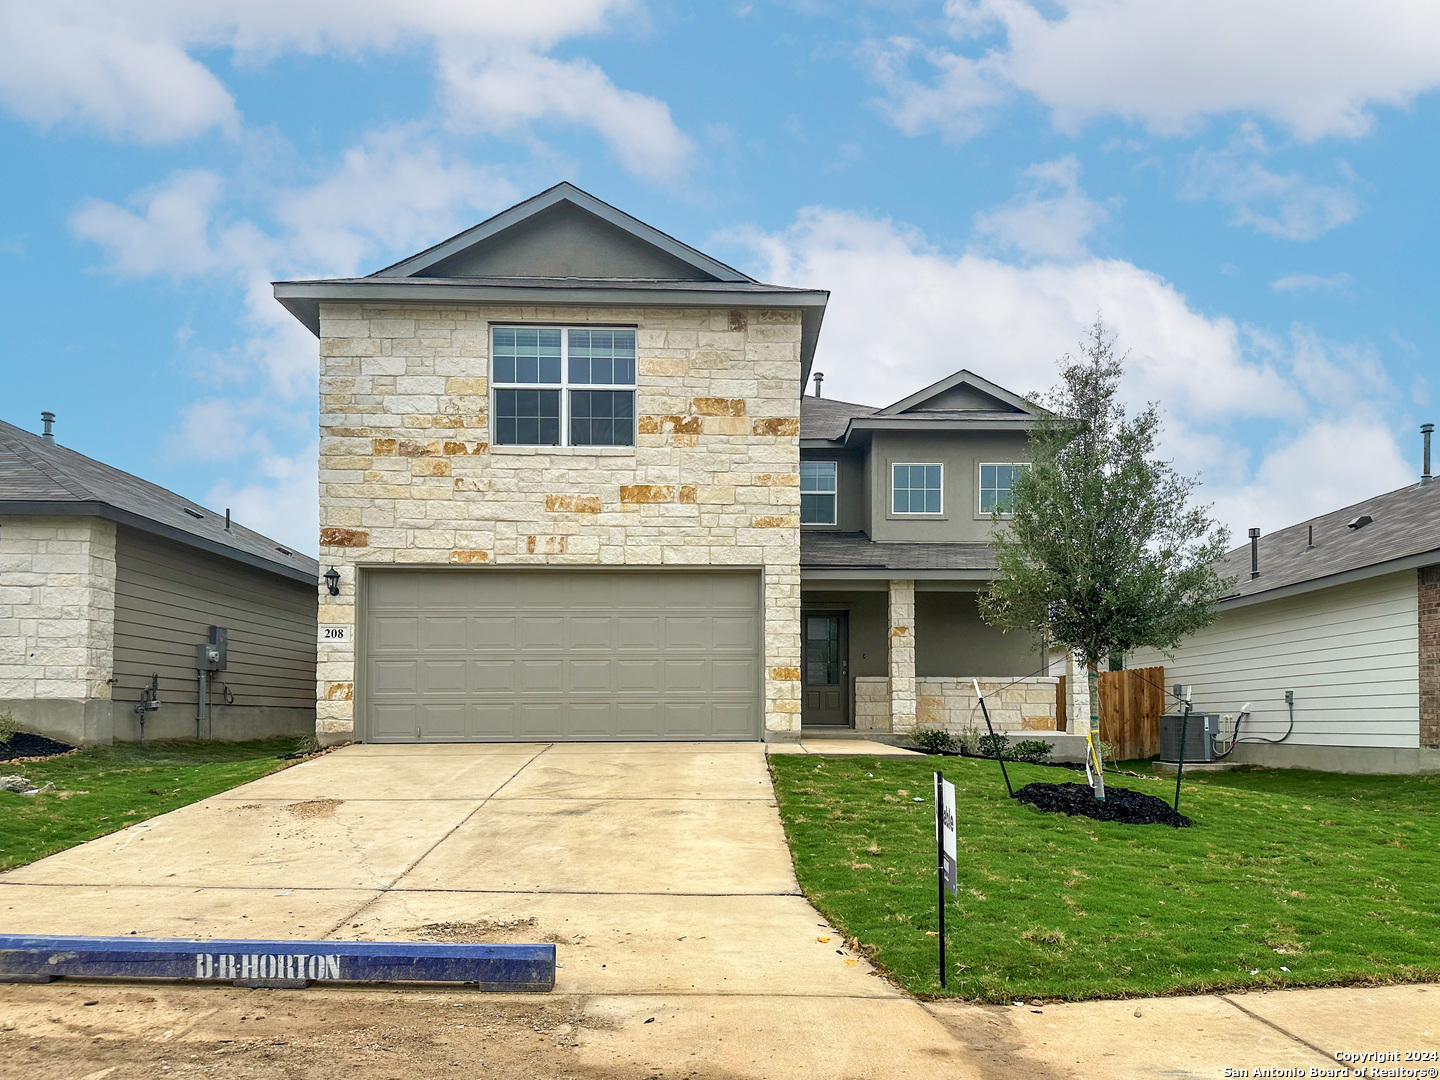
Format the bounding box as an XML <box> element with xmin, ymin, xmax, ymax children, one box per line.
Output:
<box><xmin>1421</xmin><ymin>566</ymin><xmax>1440</xmax><ymax>749</ymax></box>
<box><xmin>0</xmin><ymin>515</ymin><xmax>116</xmax><ymax>742</ymax></box>
<box><xmin>887</xmin><ymin>578</ymin><xmax>916</xmax><ymax>730</ymax></box>
<box><xmin>316</xmin><ymin>302</ymin><xmax>803</xmax><ymax>741</ymax></box>
<box><xmin>855</xmin><ymin>676</ymin><xmax>891</xmax><ymax>732</ymax></box>
<box><xmin>853</xmin><ymin>674</ymin><xmax>1060</xmax><ymax>735</ymax></box>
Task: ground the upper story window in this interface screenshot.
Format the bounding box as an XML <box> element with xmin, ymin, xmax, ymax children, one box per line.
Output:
<box><xmin>491</xmin><ymin>326</ymin><xmax>636</xmax><ymax>447</ymax></box>
<box><xmin>979</xmin><ymin>463</ymin><xmax>1029</xmax><ymax>513</ymax></box>
<box><xmin>800</xmin><ymin>460</ymin><xmax>837</xmax><ymax>525</ymax></box>
<box><xmin>892</xmin><ymin>463</ymin><xmax>942</xmax><ymax>515</ymax></box>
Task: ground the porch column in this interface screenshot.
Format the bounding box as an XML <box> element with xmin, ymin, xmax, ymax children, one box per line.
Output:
<box><xmin>888</xmin><ymin>578</ymin><xmax>916</xmax><ymax>731</ymax></box>
<box><xmin>1065</xmin><ymin>650</ymin><xmax>1090</xmax><ymax>732</ymax></box>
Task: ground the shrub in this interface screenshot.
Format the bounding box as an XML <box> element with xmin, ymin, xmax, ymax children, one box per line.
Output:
<box><xmin>955</xmin><ymin>727</ymin><xmax>986</xmax><ymax>756</ymax></box>
<box><xmin>0</xmin><ymin>710</ymin><xmax>17</xmax><ymax>745</ymax></box>
<box><xmin>1010</xmin><ymin>739</ymin><xmax>1054</xmax><ymax>764</ymax></box>
<box><xmin>911</xmin><ymin>727</ymin><xmax>959</xmax><ymax>754</ymax></box>
<box><xmin>977</xmin><ymin>733</ymin><xmax>1010</xmax><ymax>760</ymax></box>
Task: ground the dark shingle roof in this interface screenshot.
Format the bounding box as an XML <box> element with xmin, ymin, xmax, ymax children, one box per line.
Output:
<box><xmin>0</xmin><ymin>419</ymin><xmax>318</xmax><ymax>584</ymax></box>
<box><xmin>1219</xmin><ymin>481</ymin><xmax>1440</xmax><ymax>602</ymax></box>
<box><xmin>800</xmin><ymin>396</ymin><xmax>878</xmax><ymax>440</ymax></box>
<box><xmin>801</xmin><ymin>531</ymin><xmax>997</xmax><ymax>572</ymax></box>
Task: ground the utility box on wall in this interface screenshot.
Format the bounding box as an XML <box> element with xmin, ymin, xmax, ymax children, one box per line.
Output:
<box><xmin>196</xmin><ymin>625</ymin><xmax>228</xmax><ymax>672</ymax></box>
<box><xmin>1159</xmin><ymin>713</ymin><xmax>1219</xmax><ymax>763</ymax></box>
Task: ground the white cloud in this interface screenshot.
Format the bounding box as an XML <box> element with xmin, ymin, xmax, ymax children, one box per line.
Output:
<box><xmin>972</xmin><ymin>155</ymin><xmax>1109</xmax><ymax>259</ymax></box>
<box><xmin>206</xmin><ymin>441</ymin><xmax>320</xmax><ymax>555</ymax></box>
<box><xmin>731</xmin><ymin>205</ymin><xmax>1410</xmax><ymax>536</ymax></box>
<box><xmin>872</xmin><ymin>0</ymin><xmax>1440</xmax><ymax>142</ymax></box>
<box><xmin>441</xmin><ymin>52</ymin><xmax>694</xmax><ymax>183</ymax></box>
<box><xmin>1272</xmin><ymin>272</ymin><xmax>1353</xmax><ymax>293</ymax></box>
<box><xmin>1179</xmin><ymin>132</ymin><xmax>1361</xmax><ymax>241</ymax></box>
<box><xmin>0</xmin><ymin>1</ymin><xmax>687</xmax><ymax>182</ymax></box>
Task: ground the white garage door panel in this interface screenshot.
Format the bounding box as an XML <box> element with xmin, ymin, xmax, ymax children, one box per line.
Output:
<box><xmin>363</xmin><ymin>570</ymin><xmax>762</xmax><ymax>742</ymax></box>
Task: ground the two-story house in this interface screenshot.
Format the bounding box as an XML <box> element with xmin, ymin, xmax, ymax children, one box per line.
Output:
<box><xmin>275</xmin><ymin>184</ymin><xmax>1064</xmax><ymax>745</ymax></box>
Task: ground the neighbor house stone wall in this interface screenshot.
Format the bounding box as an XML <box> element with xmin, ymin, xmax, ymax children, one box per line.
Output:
<box><xmin>316</xmin><ymin>302</ymin><xmax>802</xmax><ymax>741</ymax></box>
<box><xmin>1421</xmin><ymin>566</ymin><xmax>1440</xmax><ymax>749</ymax></box>
<box><xmin>0</xmin><ymin>515</ymin><xmax>117</xmax><ymax>743</ymax></box>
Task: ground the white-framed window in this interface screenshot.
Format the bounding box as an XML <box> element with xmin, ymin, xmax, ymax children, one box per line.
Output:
<box><xmin>800</xmin><ymin>460</ymin><xmax>838</xmax><ymax>525</ymax></box>
<box><xmin>892</xmin><ymin>463</ymin><xmax>942</xmax><ymax>515</ymax></box>
<box><xmin>979</xmin><ymin>462</ymin><xmax>1029</xmax><ymax>513</ymax></box>
<box><xmin>491</xmin><ymin>325</ymin><xmax>636</xmax><ymax>447</ymax></box>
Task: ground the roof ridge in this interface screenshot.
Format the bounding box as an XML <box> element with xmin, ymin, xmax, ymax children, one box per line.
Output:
<box><xmin>0</xmin><ymin>423</ymin><xmax>95</xmax><ymax>500</ymax></box>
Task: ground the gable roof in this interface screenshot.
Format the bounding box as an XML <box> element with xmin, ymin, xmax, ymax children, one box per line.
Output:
<box><xmin>273</xmin><ymin>182</ymin><xmax>829</xmax><ymax>381</ymax></box>
<box><xmin>1217</xmin><ymin>480</ymin><xmax>1440</xmax><ymax>607</ymax></box>
<box><xmin>0</xmin><ymin>418</ymin><xmax>318</xmax><ymax>585</ymax></box>
<box><xmin>801</xmin><ymin>369</ymin><xmax>1039</xmax><ymax>446</ymax></box>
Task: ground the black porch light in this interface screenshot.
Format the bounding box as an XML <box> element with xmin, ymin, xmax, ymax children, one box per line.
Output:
<box><xmin>324</xmin><ymin>566</ymin><xmax>341</xmax><ymax>596</ymax></box>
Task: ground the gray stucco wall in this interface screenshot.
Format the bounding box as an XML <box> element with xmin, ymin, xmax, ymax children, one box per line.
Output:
<box><xmin>865</xmin><ymin>430</ymin><xmax>1030</xmax><ymax>543</ymax></box>
<box><xmin>915</xmin><ymin>590</ymin><xmax>1040</xmax><ymax>677</ymax></box>
<box><xmin>801</xmin><ymin>448</ymin><xmax>867</xmax><ymax>533</ymax></box>
<box><xmin>108</xmin><ymin>527</ymin><xmax>317</xmax><ymax>742</ymax></box>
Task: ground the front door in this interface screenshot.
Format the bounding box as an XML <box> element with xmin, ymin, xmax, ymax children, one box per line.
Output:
<box><xmin>801</xmin><ymin>611</ymin><xmax>849</xmax><ymax>727</ymax></box>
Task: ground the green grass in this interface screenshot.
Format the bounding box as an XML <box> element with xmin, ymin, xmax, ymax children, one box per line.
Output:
<box><xmin>770</xmin><ymin>754</ymin><xmax>1440</xmax><ymax>1002</ymax></box>
<box><xmin>0</xmin><ymin>739</ymin><xmax>298</xmax><ymax>872</ymax></box>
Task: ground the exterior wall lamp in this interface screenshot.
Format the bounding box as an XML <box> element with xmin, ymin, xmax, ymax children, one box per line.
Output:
<box><xmin>324</xmin><ymin>566</ymin><xmax>341</xmax><ymax>596</ymax></box>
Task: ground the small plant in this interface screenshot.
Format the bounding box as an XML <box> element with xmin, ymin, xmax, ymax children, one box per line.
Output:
<box><xmin>911</xmin><ymin>727</ymin><xmax>959</xmax><ymax>754</ymax></box>
<box><xmin>1010</xmin><ymin>739</ymin><xmax>1054</xmax><ymax>764</ymax></box>
<box><xmin>955</xmin><ymin>726</ymin><xmax>986</xmax><ymax>756</ymax></box>
<box><xmin>0</xmin><ymin>710</ymin><xmax>18</xmax><ymax>745</ymax></box>
<box><xmin>1096</xmin><ymin>739</ymin><xmax>1117</xmax><ymax>764</ymax></box>
<box><xmin>977</xmin><ymin>733</ymin><xmax>1010</xmax><ymax>760</ymax></box>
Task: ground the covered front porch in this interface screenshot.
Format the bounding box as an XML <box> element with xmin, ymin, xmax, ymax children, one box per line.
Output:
<box><xmin>800</xmin><ymin>577</ymin><xmax>1069</xmax><ymax>739</ymax></box>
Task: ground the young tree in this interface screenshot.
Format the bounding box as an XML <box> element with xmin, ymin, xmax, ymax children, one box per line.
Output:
<box><xmin>978</xmin><ymin>318</ymin><xmax>1233</xmax><ymax>797</ymax></box>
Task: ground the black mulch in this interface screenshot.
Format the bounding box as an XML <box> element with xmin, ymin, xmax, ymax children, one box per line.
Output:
<box><xmin>0</xmin><ymin>732</ymin><xmax>76</xmax><ymax>763</ymax></box>
<box><xmin>1014</xmin><ymin>781</ymin><xmax>1192</xmax><ymax>827</ymax></box>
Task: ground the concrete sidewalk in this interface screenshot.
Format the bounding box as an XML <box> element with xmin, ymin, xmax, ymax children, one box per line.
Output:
<box><xmin>0</xmin><ymin>742</ymin><xmax>1435</xmax><ymax>1079</ymax></box>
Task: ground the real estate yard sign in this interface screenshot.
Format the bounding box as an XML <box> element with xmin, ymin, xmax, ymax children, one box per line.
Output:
<box><xmin>934</xmin><ymin>772</ymin><xmax>957</xmax><ymax>987</ymax></box>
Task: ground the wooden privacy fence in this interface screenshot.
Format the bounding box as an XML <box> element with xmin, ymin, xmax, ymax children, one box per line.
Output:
<box><xmin>1096</xmin><ymin>666</ymin><xmax>1165</xmax><ymax>760</ymax></box>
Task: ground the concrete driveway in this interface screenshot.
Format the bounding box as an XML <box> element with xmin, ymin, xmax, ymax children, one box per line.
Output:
<box><xmin>1</xmin><ymin>742</ymin><xmax>1436</xmax><ymax>1079</ymax></box>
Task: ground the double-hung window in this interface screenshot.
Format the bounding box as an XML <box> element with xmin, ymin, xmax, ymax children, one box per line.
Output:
<box><xmin>979</xmin><ymin>463</ymin><xmax>1028</xmax><ymax>513</ymax></box>
<box><xmin>800</xmin><ymin>460</ymin><xmax>837</xmax><ymax>525</ymax></box>
<box><xmin>892</xmin><ymin>463</ymin><xmax>942</xmax><ymax>515</ymax></box>
<box><xmin>492</xmin><ymin>326</ymin><xmax>636</xmax><ymax>447</ymax></box>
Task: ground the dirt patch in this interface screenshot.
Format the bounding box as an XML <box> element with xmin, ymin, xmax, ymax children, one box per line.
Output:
<box><xmin>288</xmin><ymin>799</ymin><xmax>343</xmax><ymax>819</ymax></box>
<box><xmin>0</xmin><ymin>983</ymin><xmax>619</xmax><ymax>1080</ymax></box>
<box><xmin>0</xmin><ymin>732</ymin><xmax>77</xmax><ymax>763</ymax></box>
<box><xmin>408</xmin><ymin>919</ymin><xmax>584</xmax><ymax>948</ymax></box>
<box><xmin>1014</xmin><ymin>782</ymin><xmax>1192</xmax><ymax>827</ymax></box>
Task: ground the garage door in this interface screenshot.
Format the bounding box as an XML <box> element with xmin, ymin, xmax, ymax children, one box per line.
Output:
<box><xmin>362</xmin><ymin>570</ymin><xmax>761</xmax><ymax>742</ymax></box>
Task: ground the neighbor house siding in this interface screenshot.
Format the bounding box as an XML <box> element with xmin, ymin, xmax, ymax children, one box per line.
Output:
<box><xmin>112</xmin><ymin>527</ymin><xmax>317</xmax><ymax>712</ymax></box>
<box><xmin>1130</xmin><ymin>571</ymin><xmax>1421</xmax><ymax>749</ymax></box>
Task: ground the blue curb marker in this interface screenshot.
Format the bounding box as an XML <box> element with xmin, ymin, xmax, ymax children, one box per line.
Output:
<box><xmin>0</xmin><ymin>935</ymin><xmax>555</xmax><ymax>992</ymax></box>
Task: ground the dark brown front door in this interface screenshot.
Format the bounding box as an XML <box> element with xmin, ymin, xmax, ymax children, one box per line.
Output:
<box><xmin>801</xmin><ymin>611</ymin><xmax>849</xmax><ymax>727</ymax></box>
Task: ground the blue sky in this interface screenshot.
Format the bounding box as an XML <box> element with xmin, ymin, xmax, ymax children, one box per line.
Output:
<box><xmin>3</xmin><ymin>1</ymin><xmax>1438</xmax><ymax>554</ymax></box>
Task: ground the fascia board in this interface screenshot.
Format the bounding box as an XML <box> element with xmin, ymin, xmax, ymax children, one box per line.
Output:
<box><xmin>800</xmin><ymin>567</ymin><xmax>995</xmax><ymax>581</ymax></box>
<box><xmin>372</xmin><ymin>183</ymin><xmax>754</xmax><ymax>283</ymax></box>
<box><xmin>1216</xmin><ymin>548</ymin><xmax>1440</xmax><ymax>610</ymax></box>
<box><xmin>0</xmin><ymin>500</ymin><xmax>319</xmax><ymax>585</ymax></box>
<box><xmin>877</xmin><ymin>369</ymin><xmax>1038</xmax><ymax>417</ymax></box>
<box><xmin>840</xmin><ymin>416</ymin><xmax>1036</xmax><ymax>445</ymax></box>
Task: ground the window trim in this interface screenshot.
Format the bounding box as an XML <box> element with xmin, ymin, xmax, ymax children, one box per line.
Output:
<box><xmin>890</xmin><ymin>461</ymin><xmax>944</xmax><ymax>517</ymax></box>
<box><xmin>977</xmin><ymin>461</ymin><xmax>1029</xmax><ymax>517</ymax></box>
<box><xmin>489</xmin><ymin>324</ymin><xmax>638</xmax><ymax>448</ymax></box>
<box><xmin>800</xmin><ymin>459</ymin><xmax>839</xmax><ymax>527</ymax></box>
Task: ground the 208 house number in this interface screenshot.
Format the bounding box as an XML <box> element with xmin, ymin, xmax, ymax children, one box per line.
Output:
<box><xmin>320</xmin><ymin>626</ymin><xmax>349</xmax><ymax>643</ymax></box>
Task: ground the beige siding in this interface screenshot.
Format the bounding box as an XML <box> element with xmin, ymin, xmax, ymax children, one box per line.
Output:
<box><xmin>112</xmin><ymin>528</ymin><xmax>317</xmax><ymax>710</ymax></box>
<box><xmin>1131</xmin><ymin>571</ymin><xmax>1419</xmax><ymax>749</ymax></box>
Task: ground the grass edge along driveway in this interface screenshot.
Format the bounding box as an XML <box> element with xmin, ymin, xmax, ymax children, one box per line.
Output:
<box><xmin>0</xmin><ymin>738</ymin><xmax>299</xmax><ymax>873</ymax></box>
<box><xmin>769</xmin><ymin>753</ymin><xmax>1440</xmax><ymax>1002</ymax></box>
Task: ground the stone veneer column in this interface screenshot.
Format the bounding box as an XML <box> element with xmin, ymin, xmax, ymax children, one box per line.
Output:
<box><xmin>1421</xmin><ymin>566</ymin><xmax>1440</xmax><ymax>749</ymax></box>
<box><xmin>888</xmin><ymin>578</ymin><xmax>916</xmax><ymax>731</ymax></box>
<box><xmin>1065</xmin><ymin>650</ymin><xmax>1090</xmax><ymax>734</ymax></box>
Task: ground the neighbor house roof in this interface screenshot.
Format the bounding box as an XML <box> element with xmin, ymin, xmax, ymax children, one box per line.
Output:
<box><xmin>274</xmin><ymin>182</ymin><xmax>829</xmax><ymax>382</ymax></box>
<box><xmin>800</xmin><ymin>531</ymin><xmax>997</xmax><ymax>580</ymax></box>
<box><xmin>0</xmin><ymin>418</ymin><xmax>319</xmax><ymax>585</ymax></box>
<box><xmin>800</xmin><ymin>369</ymin><xmax>1040</xmax><ymax>447</ymax></box>
<box><xmin>1217</xmin><ymin>480</ymin><xmax>1440</xmax><ymax>608</ymax></box>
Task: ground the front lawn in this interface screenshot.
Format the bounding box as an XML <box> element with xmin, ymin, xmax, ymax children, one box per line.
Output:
<box><xmin>770</xmin><ymin>754</ymin><xmax>1440</xmax><ymax>1002</ymax></box>
<box><xmin>0</xmin><ymin>739</ymin><xmax>298</xmax><ymax>872</ymax></box>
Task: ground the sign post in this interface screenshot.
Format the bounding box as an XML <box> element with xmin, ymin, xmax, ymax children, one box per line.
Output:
<box><xmin>934</xmin><ymin>771</ymin><xmax>957</xmax><ymax>988</ymax></box>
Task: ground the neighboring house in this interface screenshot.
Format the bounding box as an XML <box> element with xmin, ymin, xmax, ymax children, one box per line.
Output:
<box><xmin>274</xmin><ymin>182</ymin><xmax>1063</xmax><ymax>745</ymax></box>
<box><xmin>1130</xmin><ymin>470</ymin><xmax>1440</xmax><ymax>774</ymax></box>
<box><xmin>0</xmin><ymin>416</ymin><xmax>320</xmax><ymax>745</ymax></box>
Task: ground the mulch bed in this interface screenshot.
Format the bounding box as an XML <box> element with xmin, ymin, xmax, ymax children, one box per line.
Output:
<box><xmin>0</xmin><ymin>733</ymin><xmax>77</xmax><ymax>763</ymax></box>
<box><xmin>1014</xmin><ymin>781</ymin><xmax>1192</xmax><ymax>827</ymax></box>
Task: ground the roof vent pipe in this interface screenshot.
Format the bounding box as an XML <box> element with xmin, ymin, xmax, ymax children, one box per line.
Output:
<box><xmin>40</xmin><ymin>412</ymin><xmax>54</xmax><ymax>440</ymax></box>
<box><xmin>1248</xmin><ymin>527</ymin><xmax>1261</xmax><ymax>579</ymax></box>
<box><xmin>1423</xmin><ymin>423</ymin><xmax>1434</xmax><ymax>485</ymax></box>
<box><xmin>812</xmin><ymin>371</ymin><xmax>824</xmax><ymax>398</ymax></box>
<box><xmin>1306</xmin><ymin>524</ymin><xmax>1314</xmax><ymax>551</ymax></box>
